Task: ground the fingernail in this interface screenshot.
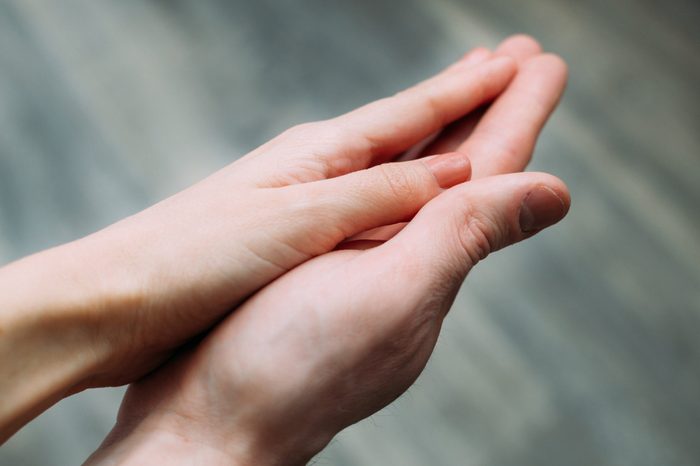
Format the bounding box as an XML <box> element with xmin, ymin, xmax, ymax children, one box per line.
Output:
<box><xmin>424</xmin><ymin>152</ymin><xmax>471</xmax><ymax>189</ymax></box>
<box><xmin>519</xmin><ymin>186</ymin><xmax>568</xmax><ymax>232</ymax></box>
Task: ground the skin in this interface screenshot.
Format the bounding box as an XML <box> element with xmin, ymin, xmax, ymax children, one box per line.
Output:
<box><xmin>82</xmin><ymin>35</ymin><xmax>570</xmax><ymax>465</ymax></box>
<box><xmin>0</xmin><ymin>47</ymin><xmax>513</xmax><ymax>440</ymax></box>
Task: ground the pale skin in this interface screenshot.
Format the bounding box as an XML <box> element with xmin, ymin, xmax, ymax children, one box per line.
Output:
<box><xmin>0</xmin><ymin>35</ymin><xmax>569</xmax><ymax>463</ymax></box>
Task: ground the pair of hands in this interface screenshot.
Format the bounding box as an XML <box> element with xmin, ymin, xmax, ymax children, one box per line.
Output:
<box><xmin>0</xmin><ymin>35</ymin><xmax>569</xmax><ymax>464</ymax></box>
<box><xmin>87</xmin><ymin>35</ymin><xmax>569</xmax><ymax>464</ymax></box>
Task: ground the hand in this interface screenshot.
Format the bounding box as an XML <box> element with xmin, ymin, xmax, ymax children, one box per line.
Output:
<box><xmin>86</xmin><ymin>37</ymin><xmax>569</xmax><ymax>465</ymax></box>
<box><xmin>46</xmin><ymin>45</ymin><xmax>517</xmax><ymax>384</ymax></box>
<box><xmin>0</xmin><ymin>42</ymin><xmax>520</xmax><ymax>439</ymax></box>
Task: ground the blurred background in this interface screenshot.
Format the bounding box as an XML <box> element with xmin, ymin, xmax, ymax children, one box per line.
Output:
<box><xmin>1</xmin><ymin>0</ymin><xmax>698</xmax><ymax>464</ymax></box>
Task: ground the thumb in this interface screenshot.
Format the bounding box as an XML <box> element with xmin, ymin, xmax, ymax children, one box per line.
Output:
<box><xmin>284</xmin><ymin>151</ymin><xmax>472</xmax><ymax>242</ymax></box>
<box><xmin>373</xmin><ymin>172</ymin><xmax>570</xmax><ymax>303</ymax></box>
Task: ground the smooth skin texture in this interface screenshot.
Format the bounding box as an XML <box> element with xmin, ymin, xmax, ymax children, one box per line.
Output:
<box><xmin>0</xmin><ymin>40</ymin><xmax>518</xmax><ymax>441</ymax></box>
<box><xmin>85</xmin><ymin>36</ymin><xmax>570</xmax><ymax>465</ymax></box>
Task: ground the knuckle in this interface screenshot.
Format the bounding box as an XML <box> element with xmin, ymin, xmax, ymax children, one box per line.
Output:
<box><xmin>541</xmin><ymin>52</ymin><xmax>568</xmax><ymax>72</ymax></box>
<box><xmin>310</xmin><ymin>119</ymin><xmax>346</xmax><ymax>141</ymax></box>
<box><xmin>280</xmin><ymin>120</ymin><xmax>342</xmax><ymax>143</ymax></box>
<box><xmin>424</xmin><ymin>89</ymin><xmax>446</xmax><ymax>129</ymax></box>
<box><xmin>456</xmin><ymin>206</ymin><xmax>510</xmax><ymax>266</ymax></box>
<box><xmin>373</xmin><ymin>164</ymin><xmax>422</xmax><ymax>200</ymax></box>
<box><xmin>280</xmin><ymin>122</ymin><xmax>318</xmax><ymax>141</ymax></box>
<box><xmin>471</xmin><ymin>125</ymin><xmax>534</xmax><ymax>170</ymax></box>
<box><xmin>284</xmin><ymin>120</ymin><xmax>352</xmax><ymax>150</ymax></box>
<box><xmin>501</xmin><ymin>133</ymin><xmax>535</xmax><ymax>167</ymax></box>
<box><xmin>506</xmin><ymin>34</ymin><xmax>543</xmax><ymax>53</ymax></box>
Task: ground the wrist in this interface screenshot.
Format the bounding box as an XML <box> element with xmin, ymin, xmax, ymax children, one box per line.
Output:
<box><xmin>92</xmin><ymin>377</ymin><xmax>338</xmax><ymax>466</ymax></box>
<box><xmin>0</xmin><ymin>237</ymin><xmax>142</xmax><ymax>440</ymax></box>
<box><xmin>85</xmin><ymin>424</ymin><xmax>232</xmax><ymax>466</ymax></box>
<box><xmin>85</xmin><ymin>412</ymin><xmax>315</xmax><ymax>466</ymax></box>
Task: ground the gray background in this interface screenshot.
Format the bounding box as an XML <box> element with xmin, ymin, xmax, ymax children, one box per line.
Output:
<box><xmin>1</xmin><ymin>0</ymin><xmax>699</xmax><ymax>464</ymax></box>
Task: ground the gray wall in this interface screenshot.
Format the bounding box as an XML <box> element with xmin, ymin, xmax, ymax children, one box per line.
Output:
<box><xmin>1</xmin><ymin>0</ymin><xmax>698</xmax><ymax>464</ymax></box>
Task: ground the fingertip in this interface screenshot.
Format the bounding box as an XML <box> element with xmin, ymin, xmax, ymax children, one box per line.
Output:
<box><xmin>523</xmin><ymin>53</ymin><xmax>569</xmax><ymax>83</ymax></box>
<box><xmin>423</xmin><ymin>151</ymin><xmax>472</xmax><ymax>189</ymax></box>
<box><xmin>547</xmin><ymin>174</ymin><xmax>571</xmax><ymax>211</ymax></box>
<box><xmin>474</xmin><ymin>56</ymin><xmax>517</xmax><ymax>102</ymax></box>
<box><xmin>510</xmin><ymin>34</ymin><xmax>542</xmax><ymax>49</ymax></box>
<box><xmin>519</xmin><ymin>185</ymin><xmax>569</xmax><ymax>233</ymax></box>
<box><xmin>482</xmin><ymin>55</ymin><xmax>518</xmax><ymax>84</ymax></box>
<box><xmin>445</xmin><ymin>151</ymin><xmax>472</xmax><ymax>183</ymax></box>
<box><xmin>518</xmin><ymin>173</ymin><xmax>571</xmax><ymax>233</ymax></box>
<box><xmin>524</xmin><ymin>171</ymin><xmax>570</xmax><ymax>197</ymax></box>
<box><xmin>541</xmin><ymin>53</ymin><xmax>569</xmax><ymax>87</ymax></box>
<box><xmin>462</xmin><ymin>151</ymin><xmax>473</xmax><ymax>182</ymax></box>
<box><xmin>496</xmin><ymin>34</ymin><xmax>543</xmax><ymax>63</ymax></box>
<box><xmin>461</xmin><ymin>47</ymin><xmax>492</xmax><ymax>64</ymax></box>
<box><xmin>450</xmin><ymin>47</ymin><xmax>493</xmax><ymax>72</ymax></box>
<box><xmin>372</xmin><ymin>172</ymin><xmax>570</xmax><ymax>288</ymax></box>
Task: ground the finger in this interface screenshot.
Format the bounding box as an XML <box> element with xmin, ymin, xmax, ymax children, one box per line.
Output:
<box><xmin>365</xmin><ymin>172</ymin><xmax>570</xmax><ymax>313</ymax></box>
<box><xmin>494</xmin><ymin>34</ymin><xmax>543</xmax><ymax>64</ymax></box>
<box><xmin>389</xmin><ymin>47</ymin><xmax>492</xmax><ymax>165</ymax></box>
<box><xmin>339</xmin><ymin>36</ymin><xmax>547</xmax><ymax>248</ymax></box>
<box><xmin>333</xmin><ymin>56</ymin><xmax>515</xmax><ymax>165</ymax></box>
<box><xmin>260</xmin><ymin>56</ymin><xmax>514</xmax><ymax>182</ymax></box>
<box><xmin>418</xmin><ymin>107</ymin><xmax>485</xmax><ymax>157</ymax></box>
<box><xmin>454</xmin><ymin>47</ymin><xmax>492</xmax><ymax>68</ymax></box>
<box><xmin>281</xmin><ymin>151</ymin><xmax>471</xmax><ymax>250</ymax></box>
<box><xmin>419</xmin><ymin>35</ymin><xmax>543</xmax><ymax>158</ymax></box>
<box><xmin>457</xmin><ymin>53</ymin><xmax>568</xmax><ymax>178</ymax></box>
<box><xmin>345</xmin><ymin>222</ymin><xmax>408</xmax><ymax>243</ymax></box>
<box><xmin>335</xmin><ymin>239</ymin><xmax>385</xmax><ymax>251</ymax></box>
